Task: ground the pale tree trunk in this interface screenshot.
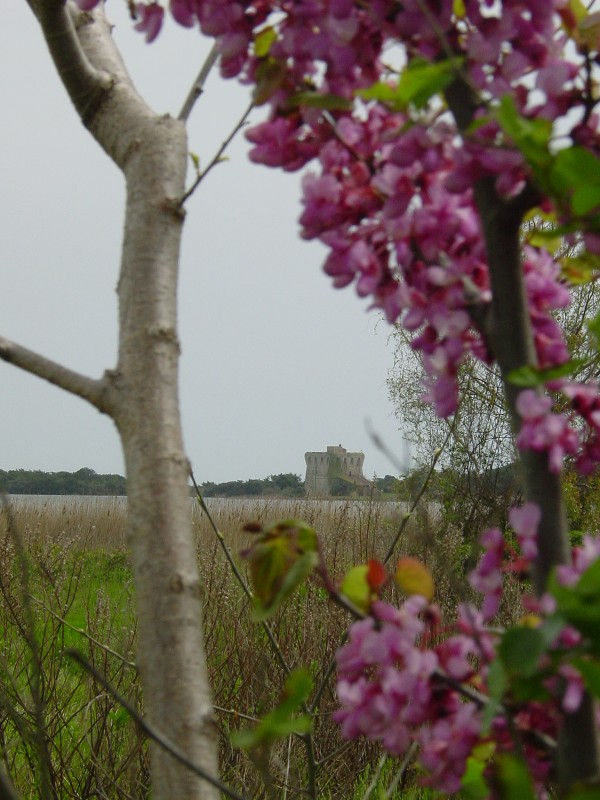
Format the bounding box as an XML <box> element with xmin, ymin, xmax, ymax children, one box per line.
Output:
<box><xmin>2</xmin><ymin>2</ymin><xmax>220</xmax><ymax>797</ymax></box>
<box><xmin>446</xmin><ymin>78</ymin><xmax>600</xmax><ymax>791</ymax></box>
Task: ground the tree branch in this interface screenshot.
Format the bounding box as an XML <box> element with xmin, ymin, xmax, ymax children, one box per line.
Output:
<box><xmin>178</xmin><ymin>41</ymin><xmax>220</xmax><ymax>123</ymax></box>
<box><xmin>26</xmin><ymin>0</ymin><xmax>113</xmax><ymax>124</ymax></box>
<box><xmin>0</xmin><ymin>336</ymin><xmax>110</xmax><ymax>412</ymax></box>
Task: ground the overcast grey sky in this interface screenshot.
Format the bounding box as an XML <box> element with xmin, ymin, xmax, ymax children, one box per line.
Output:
<box><xmin>1</xmin><ymin>3</ymin><xmax>411</xmax><ymax>484</ymax></box>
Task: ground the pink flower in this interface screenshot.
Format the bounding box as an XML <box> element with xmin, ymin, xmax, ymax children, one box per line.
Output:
<box><xmin>509</xmin><ymin>503</ymin><xmax>541</xmax><ymax>561</ymax></box>
<box><xmin>134</xmin><ymin>3</ymin><xmax>164</xmax><ymax>43</ymax></box>
<box><xmin>469</xmin><ymin>527</ymin><xmax>504</xmax><ymax>620</ymax></box>
<box><xmin>516</xmin><ymin>390</ymin><xmax>578</xmax><ymax>472</ymax></box>
<box><xmin>170</xmin><ymin>0</ymin><xmax>196</xmax><ymax>28</ymax></box>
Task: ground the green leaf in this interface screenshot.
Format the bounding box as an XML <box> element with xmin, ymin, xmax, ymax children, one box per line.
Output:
<box><xmin>507</xmin><ymin>360</ymin><xmax>585</xmax><ymax>387</ymax></box>
<box><xmin>482</xmin><ymin>658</ymin><xmax>506</xmax><ymax>733</ymax></box>
<box><xmin>285</xmin><ymin>91</ymin><xmax>353</xmax><ymax>111</ymax></box>
<box><xmin>573</xmin><ymin>184</ymin><xmax>600</xmax><ymax>216</ymax></box>
<box><xmin>572</xmin><ymin>657</ymin><xmax>600</xmax><ymax>699</ymax></box>
<box><xmin>496</xmin><ymin>96</ymin><xmax>553</xmax><ymax>172</ymax></box>
<box><xmin>340</xmin><ymin>564</ymin><xmax>371</xmax><ymax>611</ymax></box>
<box><xmin>499</xmin><ymin>627</ymin><xmax>546</xmax><ymax>677</ymax></box>
<box><xmin>550</xmin><ymin>563</ymin><xmax>600</xmax><ymax>650</ymax></box>
<box><xmin>549</xmin><ymin>146</ymin><xmax>600</xmax><ymax>216</ymax></box>
<box><xmin>253</xmin><ymin>58</ymin><xmax>287</xmax><ymax>105</ymax></box>
<box><xmin>245</xmin><ymin>519</ymin><xmax>319</xmax><ymax>621</ymax></box>
<box><xmin>587</xmin><ymin>309</ymin><xmax>600</xmax><ymax>343</ymax></box>
<box><xmin>461</xmin><ymin>755</ymin><xmax>489</xmax><ymax>800</ymax></box>
<box><xmin>189</xmin><ymin>151</ymin><xmax>200</xmax><ymax>171</ymax></box>
<box><xmin>574</xmin><ymin>556</ymin><xmax>600</xmax><ymax>596</ymax></box>
<box><xmin>254</xmin><ymin>26</ymin><xmax>277</xmax><ymax>58</ymax></box>
<box><xmin>231</xmin><ymin>668</ymin><xmax>313</xmax><ymax>749</ymax></box>
<box><xmin>562</xmin><ymin>251</ymin><xmax>600</xmax><ymax>285</ymax></box>
<box><xmin>564</xmin><ymin>784</ymin><xmax>600</xmax><ymax>800</ymax></box>
<box><xmin>494</xmin><ymin>755</ymin><xmax>536</xmax><ymax>800</ymax></box>
<box><xmin>357</xmin><ymin>57</ymin><xmax>462</xmax><ymax>111</ymax></box>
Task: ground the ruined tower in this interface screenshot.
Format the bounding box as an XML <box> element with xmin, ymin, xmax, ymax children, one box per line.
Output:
<box><xmin>304</xmin><ymin>444</ymin><xmax>370</xmax><ymax>496</ymax></box>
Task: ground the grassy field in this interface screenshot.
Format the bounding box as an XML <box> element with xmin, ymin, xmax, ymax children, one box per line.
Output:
<box><xmin>0</xmin><ymin>496</ymin><xmax>493</xmax><ymax>799</ymax></box>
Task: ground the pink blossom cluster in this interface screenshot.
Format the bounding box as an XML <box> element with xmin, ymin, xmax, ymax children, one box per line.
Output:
<box><xmin>516</xmin><ymin>390</ymin><xmax>578</xmax><ymax>473</ymax></box>
<box><xmin>334</xmin><ymin>597</ymin><xmax>483</xmax><ymax>793</ymax></box>
<box><xmin>335</xmin><ymin>504</ymin><xmax>596</xmax><ymax>795</ymax></box>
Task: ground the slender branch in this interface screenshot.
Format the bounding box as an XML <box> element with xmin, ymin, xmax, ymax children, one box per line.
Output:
<box><xmin>178</xmin><ymin>42</ymin><xmax>220</xmax><ymax>122</ymax></box>
<box><xmin>26</xmin><ymin>0</ymin><xmax>112</xmax><ymax>124</ymax></box>
<box><xmin>29</xmin><ymin>595</ymin><xmax>137</xmax><ymax>670</ymax></box>
<box><xmin>381</xmin><ymin>422</ymin><xmax>455</xmax><ymax>565</ymax></box>
<box><xmin>0</xmin><ymin>336</ymin><xmax>110</xmax><ymax>412</ymax></box>
<box><xmin>383</xmin><ymin>743</ymin><xmax>418</xmax><ymax>800</ymax></box>
<box><xmin>65</xmin><ymin>650</ymin><xmax>250</xmax><ymax>800</ymax></box>
<box><xmin>179</xmin><ymin>101</ymin><xmax>254</xmax><ymax>205</ymax></box>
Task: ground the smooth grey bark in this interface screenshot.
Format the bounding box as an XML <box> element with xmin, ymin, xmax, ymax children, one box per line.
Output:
<box><xmin>446</xmin><ymin>76</ymin><xmax>600</xmax><ymax>791</ymax></box>
<box><xmin>8</xmin><ymin>2</ymin><xmax>220</xmax><ymax>797</ymax></box>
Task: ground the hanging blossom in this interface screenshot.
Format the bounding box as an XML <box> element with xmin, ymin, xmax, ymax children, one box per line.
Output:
<box><xmin>75</xmin><ymin>0</ymin><xmax>600</xmax><ymax>472</ymax></box>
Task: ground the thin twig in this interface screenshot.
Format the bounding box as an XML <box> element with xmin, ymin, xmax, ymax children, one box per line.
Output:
<box><xmin>179</xmin><ymin>100</ymin><xmax>254</xmax><ymax>206</ymax></box>
<box><xmin>29</xmin><ymin>595</ymin><xmax>137</xmax><ymax>670</ymax></box>
<box><xmin>178</xmin><ymin>41</ymin><xmax>220</xmax><ymax>122</ymax></box>
<box><xmin>65</xmin><ymin>650</ymin><xmax>250</xmax><ymax>800</ymax></box>
<box><xmin>213</xmin><ymin>705</ymin><xmax>260</xmax><ymax>725</ymax></box>
<box><xmin>376</xmin><ymin>421</ymin><xmax>455</xmax><ymax>565</ymax></box>
<box><xmin>362</xmin><ymin>755</ymin><xmax>387</xmax><ymax>800</ymax></box>
<box><xmin>384</xmin><ymin>742</ymin><xmax>418</xmax><ymax>799</ymax></box>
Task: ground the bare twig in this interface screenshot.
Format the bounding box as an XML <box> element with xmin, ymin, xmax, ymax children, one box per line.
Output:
<box><xmin>179</xmin><ymin>41</ymin><xmax>220</xmax><ymax>122</ymax></box>
<box><xmin>29</xmin><ymin>595</ymin><xmax>137</xmax><ymax>670</ymax></box>
<box><xmin>383</xmin><ymin>743</ymin><xmax>418</xmax><ymax>799</ymax></box>
<box><xmin>179</xmin><ymin>100</ymin><xmax>254</xmax><ymax>205</ymax></box>
<box><xmin>65</xmin><ymin>650</ymin><xmax>250</xmax><ymax>800</ymax></box>
<box><xmin>377</xmin><ymin>421</ymin><xmax>455</xmax><ymax>565</ymax></box>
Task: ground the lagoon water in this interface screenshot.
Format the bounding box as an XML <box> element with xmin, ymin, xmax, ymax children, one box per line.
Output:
<box><xmin>5</xmin><ymin>494</ymin><xmax>438</xmax><ymax>520</ymax></box>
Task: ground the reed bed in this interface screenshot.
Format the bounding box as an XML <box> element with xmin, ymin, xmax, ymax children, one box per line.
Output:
<box><xmin>0</xmin><ymin>495</ymin><xmax>515</xmax><ymax>798</ymax></box>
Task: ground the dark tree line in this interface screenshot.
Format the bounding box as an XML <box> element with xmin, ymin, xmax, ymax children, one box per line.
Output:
<box><xmin>0</xmin><ymin>467</ymin><xmax>127</xmax><ymax>496</ymax></box>
<box><xmin>200</xmin><ymin>473</ymin><xmax>305</xmax><ymax>498</ymax></box>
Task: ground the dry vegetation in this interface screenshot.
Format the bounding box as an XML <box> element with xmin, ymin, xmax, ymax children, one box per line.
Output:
<box><xmin>0</xmin><ymin>495</ymin><xmax>522</xmax><ymax>799</ymax></box>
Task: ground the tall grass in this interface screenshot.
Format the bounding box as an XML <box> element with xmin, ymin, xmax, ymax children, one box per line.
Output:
<box><xmin>0</xmin><ymin>496</ymin><xmax>513</xmax><ymax>798</ymax></box>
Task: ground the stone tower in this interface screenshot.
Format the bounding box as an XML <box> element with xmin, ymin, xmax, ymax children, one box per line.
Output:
<box><xmin>304</xmin><ymin>444</ymin><xmax>369</xmax><ymax>496</ymax></box>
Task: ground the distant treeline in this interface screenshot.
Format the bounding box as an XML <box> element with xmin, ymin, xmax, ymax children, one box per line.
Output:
<box><xmin>199</xmin><ymin>473</ymin><xmax>305</xmax><ymax>498</ymax></box>
<box><xmin>1</xmin><ymin>467</ymin><xmax>499</xmax><ymax>500</ymax></box>
<box><xmin>0</xmin><ymin>468</ymin><xmax>127</xmax><ymax>496</ymax></box>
